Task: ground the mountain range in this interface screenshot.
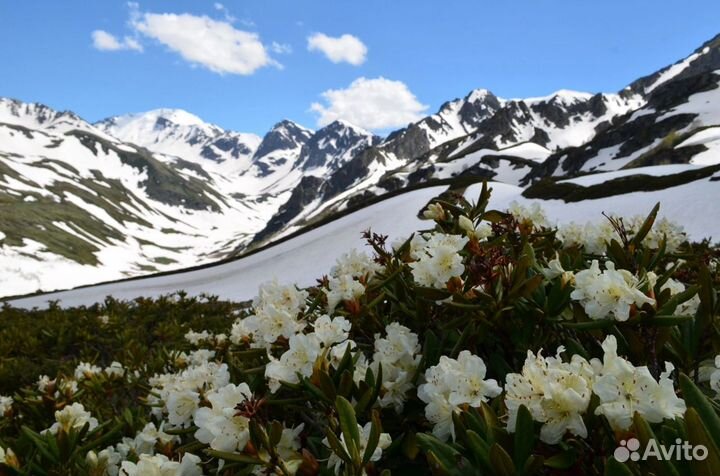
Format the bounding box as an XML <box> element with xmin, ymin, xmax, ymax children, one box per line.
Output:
<box><xmin>1</xmin><ymin>33</ymin><xmax>719</xmax><ymax>298</ymax></box>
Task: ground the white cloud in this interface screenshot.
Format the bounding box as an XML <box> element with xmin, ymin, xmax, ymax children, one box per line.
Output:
<box><xmin>132</xmin><ymin>13</ymin><xmax>280</xmax><ymax>75</ymax></box>
<box><xmin>271</xmin><ymin>42</ymin><xmax>292</xmax><ymax>54</ymax></box>
<box><xmin>310</xmin><ymin>77</ymin><xmax>428</xmax><ymax>130</ymax></box>
<box><xmin>91</xmin><ymin>30</ymin><xmax>143</xmax><ymax>52</ymax></box>
<box><xmin>131</xmin><ymin>12</ymin><xmax>277</xmax><ymax>75</ymax></box>
<box><xmin>307</xmin><ymin>33</ymin><xmax>367</xmax><ymax>65</ymax></box>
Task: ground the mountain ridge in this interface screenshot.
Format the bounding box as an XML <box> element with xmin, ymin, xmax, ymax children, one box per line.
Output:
<box><xmin>2</xmin><ymin>32</ymin><xmax>720</xmax><ymax>298</ymax></box>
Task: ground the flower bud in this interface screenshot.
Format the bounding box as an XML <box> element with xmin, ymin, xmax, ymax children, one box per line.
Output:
<box><xmin>423</xmin><ymin>203</ymin><xmax>445</xmax><ymax>221</ymax></box>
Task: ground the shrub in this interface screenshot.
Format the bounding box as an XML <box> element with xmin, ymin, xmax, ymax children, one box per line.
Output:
<box><xmin>0</xmin><ymin>183</ymin><xmax>719</xmax><ymax>475</ymax></box>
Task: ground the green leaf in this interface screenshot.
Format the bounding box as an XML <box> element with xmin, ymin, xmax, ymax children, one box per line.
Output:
<box><xmin>205</xmin><ymin>449</ymin><xmax>264</xmax><ymax>465</ymax></box>
<box><xmin>465</xmin><ymin>430</ymin><xmax>492</xmax><ymax>472</ymax></box>
<box><xmin>561</xmin><ymin>319</ymin><xmax>616</xmax><ymax>330</ymax></box>
<box><xmin>489</xmin><ymin>443</ymin><xmax>516</xmax><ymax>476</ymax></box>
<box><xmin>325</xmin><ymin>427</ymin><xmax>352</xmax><ymax>465</ymax></box>
<box><xmin>317</xmin><ymin>370</ymin><xmax>337</xmax><ymax>401</ymax></box>
<box><xmin>543</xmin><ymin>450</ymin><xmax>576</xmax><ymax>470</ymax></box>
<box><xmin>644</xmin><ymin>315</ymin><xmax>694</xmax><ymax>327</ymax></box>
<box><xmin>632</xmin><ymin>412</ymin><xmax>681</xmax><ymax>476</ymax></box>
<box><xmin>362</xmin><ymin>411</ymin><xmax>382</xmax><ymax>465</ymax></box>
<box><xmin>513</xmin><ymin>405</ymin><xmax>535</xmax><ymax>471</ymax></box>
<box><xmin>685</xmin><ymin>407</ymin><xmax>720</xmax><ymax>476</ymax></box>
<box><xmin>269</xmin><ymin>420</ymin><xmax>284</xmax><ymax>447</ymax></box>
<box><xmin>416</xmin><ymin>433</ymin><xmax>463</xmax><ymax>475</ymax></box>
<box><xmin>656</xmin><ymin>285</ymin><xmax>699</xmax><ymax>316</ymax></box>
<box><xmin>679</xmin><ymin>373</ymin><xmax>720</xmax><ymax>445</ymax></box>
<box><xmin>336</xmin><ymin>396</ymin><xmax>361</xmax><ymax>463</ymax></box>
<box><xmin>630</xmin><ymin>202</ymin><xmax>660</xmax><ymax>247</ymax></box>
<box><xmin>604</xmin><ymin>457</ymin><xmax>634</xmax><ymax>476</ymax></box>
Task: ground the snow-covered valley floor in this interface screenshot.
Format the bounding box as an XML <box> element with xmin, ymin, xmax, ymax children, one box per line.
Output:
<box><xmin>8</xmin><ymin>172</ymin><xmax>720</xmax><ymax>309</ymax></box>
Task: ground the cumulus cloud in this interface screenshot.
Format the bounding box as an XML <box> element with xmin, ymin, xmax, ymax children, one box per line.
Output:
<box><xmin>310</xmin><ymin>77</ymin><xmax>427</xmax><ymax>130</ymax></box>
<box><xmin>131</xmin><ymin>12</ymin><xmax>278</xmax><ymax>75</ymax></box>
<box><xmin>307</xmin><ymin>33</ymin><xmax>367</xmax><ymax>65</ymax></box>
<box><xmin>91</xmin><ymin>30</ymin><xmax>143</xmax><ymax>52</ymax></box>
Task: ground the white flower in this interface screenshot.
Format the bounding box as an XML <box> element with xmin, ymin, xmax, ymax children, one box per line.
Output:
<box><xmin>642</xmin><ymin>217</ymin><xmax>686</xmax><ymax>253</ymax></box>
<box><xmin>509</xmin><ymin>201</ymin><xmax>550</xmax><ymax>229</ymax></box>
<box><xmin>37</xmin><ymin>375</ymin><xmax>54</xmax><ymax>392</ymax></box>
<box><xmin>324</xmin><ymin>422</ymin><xmax>391</xmax><ymax>475</ymax></box>
<box><xmin>187</xmin><ymin>349</ymin><xmax>216</xmax><ymax>366</ymax></box>
<box><xmin>0</xmin><ymin>446</ymin><xmax>15</xmax><ymax>467</ymax></box>
<box><xmin>56</xmin><ymin>378</ymin><xmax>78</xmax><ymax>397</ymax></box>
<box><xmin>593</xmin><ymin>336</ymin><xmax>686</xmax><ymax>431</ymax></box>
<box><xmin>325</xmin><ymin>275</ymin><xmax>366</xmax><ymax>312</ymax></box>
<box><xmin>541</xmin><ymin>256</ymin><xmax>574</xmax><ymax>284</ymax></box>
<box><xmin>74</xmin><ymin>361</ymin><xmax>102</xmax><ymax>381</ymax></box>
<box><xmin>709</xmin><ymin>356</ymin><xmax>720</xmax><ymax>396</ymax></box>
<box><xmin>104</xmin><ymin>361</ymin><xmax>125</xmax><ymax>378</ymax></box>
<box><xmin>504</xmin><ymin>347</ymin><xmax>594</xmax><ymax>444</ymax></box>
<box><xmin>0</xmin><ymin>396</ymin><xmax>12</xmax><ymax>417</ymax></box>
<box><xmin>234</xmin><ymin>280</ymin><xmax>309</xmax><ymax>348</ymax></box>
<box><xmin>330</xmin><ymin>249</ymin><xmax>381</xmax><ymax>279</ymax></box>
<box><xmin>133</xmin><ymin>422</ymin><xmax>179</xmax><ymax>455</ymax></box>
<box><xmin>45</xmin><ymin>403</ymin><xmax>98</xmax><ymax>434</ymax></box>
<box><xmin>119</xmin><ymin>452</ymin><xmax>203</xmax><ymax>476</ymax></box>
<box><xmin>255</xmin><ymin>424</ymin><xmax>305</xmax><ymax>474</ymax></box>
<box><xmin>254</xmin><ymin>279</ymin><xmax>309</xmax><ymax>316</ymax></box>
<box><xmin>185</xmin><ymin>330</ymin><xmax>212</xmax><ymax>345</ymax></box>
<box><xmin>371</xmin><ymin>323</ymin><xmax>421</xmax><ymax>411</ymax></box>
<box><xmin>661</xmin><ymin>278</ymin><xmax>701</xmax><ymax>316</ymax></box>
<box><xmin>418</xmin><ymin>352</ymin><xmax>501</xmax><ymax>441</ymax></box>
<box><xmin>459</xmin><ymin>216</ymin><xmax>493</xmax><ymax>240</ymax></box>
<box><xmin>409</xmin><ymin>232</ymin><xmax>468</xmax><ymax>289</ymax></box>
<box><xmin>166</xmin><ymin>389</ymin><xmax>200</xmax><ymax>428</ymax></box>
<box><xmin>238</xmin><ymin>305</ymin><xmax>307</xmax><ymax>349</ymax></box>
<box><xmin>313</xmin><ymin>315</ymin><xmax>351</xmax><ymax>347</ymax></box>
<box><xmin>265</xmin><ymin>334</ymin><xmax>321</xmax><ymax>393</ymax></box>
<box><xmin>570</xmin><ymin>260</ymin><xmax>655</xmax><ymax>321</ymax></box>
<box><xmin>194</xmin><ymin>383</ymin><xmax>252</xmax><ymax>453</ymax></box>
<box><xmin>557</xmin><ymin>221</ymin><xmax>619</xmax><ymax>255</ymax></box>
<box><xmin>423</xmin><ymin>202</ymin><xmax>445</xmax><ymax>221</ymax></box>
<box><xmin>447</xmin><ymin>352</ymin><xmax>502</xmax><ymax>407</ymax></box>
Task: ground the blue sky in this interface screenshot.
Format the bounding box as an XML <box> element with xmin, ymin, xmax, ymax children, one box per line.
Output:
<box><xmin>1</xmin><ymin>1</ymin><xmax>719</xmax><ymax>135</ymax></box>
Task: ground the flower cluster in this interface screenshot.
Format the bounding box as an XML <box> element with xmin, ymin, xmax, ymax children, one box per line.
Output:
<box><xmin>570</xmin><ymin>260</ymin><xmax>655</xmax><ymax>321</ymax></box>
<box><xmin>505</xmin><ymin>347</ymin><xmax>594</xmax><ymax>444</ymax></box>
<box><xmin>557</xmin><ymin>221</ymin><xmax>620</xmax><ymax>255</ymax></box>
<box><xmin>418</xmin><ymin>351</ymin><xmax>502</xmax><ymax>441</ymax></box>
<box><xmin>592</xmin><ymin>336</ymin><xmax>686</xmax><ymax>431</ymax></box>
<box><xmin>231</xmin><ymin>279</ymin><xmax>308</xmax><ymax>349</ymax></box>
<box><xmin>509</xmin><ymin>201</ymin><xmax>550</xmax><ymax>229</ymax></box>
<box><xmin>557</xmin><ymin>215</ymin><xmax>687</xmax><ymax>254</ymax></box>
<box><xmin>371</xmin><ymin>323</ymin><xmax>422</xmax><ymax>411</ymax></box>
<box><xmin>505</xmin><ymin>335</ymin><xmax>686</xmax><ymax>442</ymax></box>
<box><xmin>44</xmin><ymin>403</ymin><xmax>98</xmax><ymax>435</ymax></box>
<box><xmin>409</xmin><ymin>232</ymin><xmax>468</xmax><ymax>288</ymax></box>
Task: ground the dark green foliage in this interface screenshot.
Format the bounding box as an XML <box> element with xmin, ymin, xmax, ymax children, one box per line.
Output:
<box><xmin>0</xmin><ymin>293</ymin><xmax>243</xmax><ymax>394</ymax></box>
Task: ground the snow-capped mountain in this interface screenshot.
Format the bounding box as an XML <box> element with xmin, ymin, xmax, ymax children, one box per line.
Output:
<box><xmin>96</xmin><ymin>109</ymin><xmax>262</xmax><ymax>174</ymax></box>
<box><xmin>0</xmin><ymin>99</ymin><xmax>278</xmax><ymax>297</ymax></box>
<box><xmin>2</xmin><ymin>32</ymin><xmax>720</xmax><ymax>300</ymax></box>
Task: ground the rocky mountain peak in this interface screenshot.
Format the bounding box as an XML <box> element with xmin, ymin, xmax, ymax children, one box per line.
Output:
<box><xmin>298</xmin><ymin>120</ymin><xmax>380</xmax><ymax>171</ymax></box>
<box><xmin>253</xmin><ymin>120</ymin><xmax>314</xmax><ymax>160</ymax></box>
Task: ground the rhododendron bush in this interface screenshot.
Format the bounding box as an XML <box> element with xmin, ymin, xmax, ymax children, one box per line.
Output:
<box><xmin>1</xmin><ymin>183</ymin><xmax>720</xmax><ymax>476</ymax></box>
